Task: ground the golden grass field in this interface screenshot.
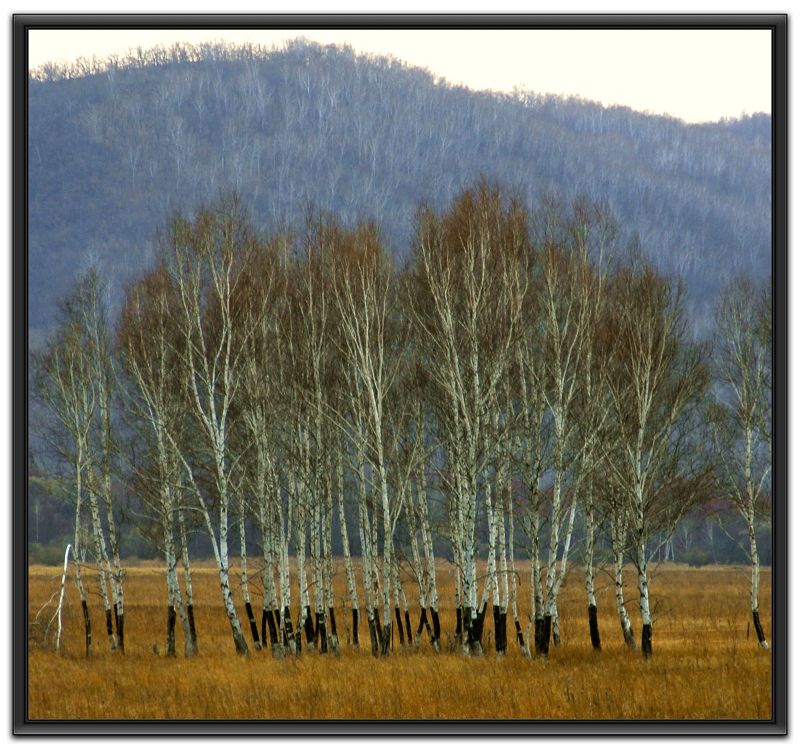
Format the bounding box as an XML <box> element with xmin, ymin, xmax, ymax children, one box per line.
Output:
<box><xmin>27</xmin><ymin>559</ymin><xmax>772</xmax><ymax>721</ymax></box>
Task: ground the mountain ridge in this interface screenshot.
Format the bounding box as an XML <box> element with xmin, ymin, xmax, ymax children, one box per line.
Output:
<box><xmin>28</xmin><ymin>40</ymin><xmax>771</xmax><ymax>343</ymax></box>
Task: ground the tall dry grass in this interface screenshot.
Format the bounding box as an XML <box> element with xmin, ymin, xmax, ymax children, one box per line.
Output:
<box><xmin>27</xmin><ymin>560</ymin><xmax>772</xmax><ymax>721</ymax></box>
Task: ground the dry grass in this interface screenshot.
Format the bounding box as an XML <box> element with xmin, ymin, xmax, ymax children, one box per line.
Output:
<box><xmin>27</xmin><ymin>560</ymin><xmax>772</xmax><ymax>721</ymax></box>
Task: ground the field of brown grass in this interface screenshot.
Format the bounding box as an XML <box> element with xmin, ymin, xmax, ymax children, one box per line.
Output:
<box><xmin>27</xmin><ymin>559</ymin><xmax>772</xmax><ymax>721</ymax></box>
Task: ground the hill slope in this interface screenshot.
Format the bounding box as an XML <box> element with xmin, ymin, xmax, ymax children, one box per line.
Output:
<box><xmin>28</xmin><ymin>40</ymin><xmax>771</xmax><ymax>340</ymax></box>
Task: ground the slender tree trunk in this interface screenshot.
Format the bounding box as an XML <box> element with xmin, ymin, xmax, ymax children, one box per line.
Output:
<box><xmin>216</xmin><ymin>507</ymin><xmax>249</xmax><ymax>656</ymax></box>
<box><xmin>73</xmin><ymin>454</ymin><xmax>92</xmax><ymax>658</ymax></box>
<box><xmin>748</xmin><ymin>511</ymin><xmax>769</xmax><ymax>649</ymax></box>
<box><xmin>165</xmin><ymin>587</ymin><xmax>178</xmax><ymax>657</ymax></box>
<box><xmin>337</xmin><ymin>456</ymin><xmax>359</xmax><ymax>648</ymax></box>
<box><xmin>86</xmin><ymin>490</ymin><xmax>116</xmax><ymax>652</ymax></box>
<box><xmin>530</xmin><ymin>501</ymin><xmax>545</xmax><ymax>656</ymax></box>
<box><xmin>357</xmin><ymin>478</ymin><xmax>376</xmax><ymax>654</ymax></box>
<box><xmin>295</xmin><ymin>509</ymin><xmax>314</xmax><ymax>651</ymax></box>
<box><xmin>309</xmin><ymin>489</ymin><xmax>326</xmax><ymax>653</ymax></box>
<box><xmin>482</xmin><ymin>448</ymin><xmax>499</xmax><ymax>651</ymax></box>
<box><xmin>461</xmin><ymin>471</ymin><xmax>482</xmax><ymax>656</ymax></box>
<box><xmin>163</xmin><ymin>500</ymin><xmax>194</xmax><ymax>657</ymax></box>
<box><xmin>508</xmin><ymin>487</ymin><xmax>527</xmax><ymax>655</ymax></box>
<box><xmin>636</xmin><ymin>529</ymin><xmax>653</xmax><ymax>658</ymax></box>
<box><xmin>544</xmin><ymin>473</ymin><xmax>566</xmax><ymax>651</ymax></box>
<box><xmin>260</xmin><ymin>504</ymin><xmax>281</xmax><ymax>655</ymax></box>
<box><xmin>323</xmin><ymin>477</ymin><xmax>338</xmax><ymax>654</ymax></box>
<box><xmin>97</xmin><ymin>365</ymin><xmax>125</xmax><ymax>655</ymax></box>
<box><xmin>177</xmin><ymin>507</ymin><xmax>198</xmax><ymax>653</ymax></box>
<box><xmin>239</xmin><ymin>501</ymin><xmax>261</xmax><ymax>651</ymax></box>
<box><xmin>496</xmin><ymin>472</ymin><xmax>509</xmax><ymax>655</ymax></box>
<box><xmin>55</xmin><ymin>544</ymin><xmax>72</xmax><ymax>654</ymax></box>
<box><xmin>584</xmin><ymin>502</ymin><xmax>601</xmax><ymax>650</ymax></box>
<box><xmin>418</xmin><ymin>466</ymin><xmax>440</xmax><ymax>651</ymax></box>
<box><xmin>551</xmin><ymin>496</ymin><xmax>578</xmax><ymax>647</ymax></box>
<box><xmin>614</xmin><ymin>547</ymin><xmax>636</xmax><ymax>650</ymax></box>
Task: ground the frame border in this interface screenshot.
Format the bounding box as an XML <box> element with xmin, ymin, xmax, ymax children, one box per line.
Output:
<box><xmin>12</xmin><ymin>12</ymin><xmax>788</xmax><ymax>736</ymax></box>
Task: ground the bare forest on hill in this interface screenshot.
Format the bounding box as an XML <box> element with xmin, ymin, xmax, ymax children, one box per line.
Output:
<box><xmin>28</xmin><ymin>41</ymin><xmax>769</xmax><ymax>342</ymax></box>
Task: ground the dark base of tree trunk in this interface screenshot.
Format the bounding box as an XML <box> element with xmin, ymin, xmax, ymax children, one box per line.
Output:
<box><xmin>81</xmin><ymin>599</ymin><xmax>92</xmax><ymax>658</ymax></box>
<box><xmin>494</xmin><ymin>606</ymin><xmax>507</xmax><ymax>654</ymax></box>
<box><xmin>261</xmin><ymin>608</ymin><xmax>268</xmax><ymax>645</ymax></box>
<box><xmin>404</xmin><ymin>609</ymin><xmax>412</xmax><ymax>644</ymax></box>
<box><xmin>431</xmin><ymin>609</ymin><xmax>441</xmax><ymax>651</ymax></box>
<box><xmin>245</xmin><ymin>601</ymin><xmax>261</xmax><ymax>650</ymax></box>
<box><xmin>394</xmin><ymin>606</ymin><xmax>405</xmax><ymax>645</ymax></box>
<box><xmin>417</xmin><ymin>607</ymin><xmax>429</xmax><ymax>638</ymax></box>
<box><xmin>316</xmin><ymin>611</ymin><xmax>328</xmax><ymax>654</ymax></box>
<box><xmin>114</xmin><ymin>603</ymin><xmax>124</xmax><ymax>653</ymax></box>
<box><xmin>187</xmin><ymin>604</ymin><xmax>197</xmax><ymax>651</ymax></box>
<box><xmin>166</xmin><ymin>605</ymin><xmax>177</xmax><ymax>656</ymax></box>
<box><xmin>588</xmin><ymin>604</ymin><xmax>601</xmax><ymax>650</ymax></box>
<box><xmin>380</xmin><ymin>622</ymin><xmax>392</xmax><ymax>656</ymax></box>
<box><xmin>265</xmin><ymin>608</ymin><xmax>278</xmax><ymax>646</ymax></box>
<box><xmin>641</xmin><ymin>623</ymin><xmax>653</xmax><ymax>658</ymax></box>
<box><xmin>117</xmin><ymin>611</ymin><xmax>125</xmax><ymax>654</ymax></box>
<box><xmin>368</xmin><ymin>616</ymin><xmax>379</xmax><ymax>656</ymax></box>
<box><xmin>463</xmin><ymin>606</ymin><xmax>483</xmax><ymax>655</ymax></box>
<box><xmin>753</xmin><ymin>610</ymin><xmax>769</xmax><ymax>648</ymax></box>
<box><xmin>453</xmin><ymin>606</ymin><xmax>462</xmax><ymax>650</ymax></box>
<box><xmin>328</xmin><ymin>607</ymin><xmax>339</xmax><ymax>653</ymax></box>
<box><xmin>351</xmin><ymin>608</ymin><xmax>359</xmax><ymax>647</ymax></box>
<box><xmin>104</xmin><ymin>607</ymin><xmax>116</xmax><ymax>650</ymax></box>
<box><xmin>539</xmin><ymin>616</ymin><xmax>551</xmax><ymax>656</ymax></box>
<box><xmin>514</xmin><ymin>617</ymin><xmax>524</xmax><ymax>647</ymax></box>
<box><xmin>303</xmin><ymin>606</ymin><xmax>315</xmax><ymax>646</ymax></box>
<box><xmin>533</xmin><ymin>617</ymin><xmax>544</xmax><ymax>654</ymax></box>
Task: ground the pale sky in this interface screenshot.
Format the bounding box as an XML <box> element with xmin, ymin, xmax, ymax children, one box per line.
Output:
<box><xmin>29</xmin><ymin>28</ymin><xmax>771</xmax><ymax>124</ymax></box>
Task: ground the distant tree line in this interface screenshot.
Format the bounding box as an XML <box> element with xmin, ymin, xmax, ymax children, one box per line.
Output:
<box><xmin>32</xmin><ymin>183</ymin><xmax>772</xmax><ymax>661</ymax></box>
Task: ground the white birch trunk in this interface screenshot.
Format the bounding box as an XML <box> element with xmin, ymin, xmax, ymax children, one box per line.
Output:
<box><xmin>584</xmin><ymin>500</ymin><xmax>601</xmax><ymax>650</ymax></box>
<box><xmin>55</xmin><ymin>543</ymin><xmax>72</xmax><ymax>654</ymax></box>
<box><xmin>748</xmin><ymin>509</ymin><xmax>769</xmax><ymax>649</ymax></box>
<box><xmin>177</xmin><ymin>506</ymin><xmax>198</xmax><ymax>652</ymax></box>
<box><xmin>86</xmin><ymin>489</ymin><xmax>116</xmax><ymax>651</ymax></box>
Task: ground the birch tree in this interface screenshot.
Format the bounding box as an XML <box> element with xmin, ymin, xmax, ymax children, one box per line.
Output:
<box><xmin>118</xmin><ymin>263</ymin><xmax>198</xmax><ymax>657</ymax></box>
<box><xmin>709</xmin><ymin>278</ymin><xmax>772</xmax><ymax>649</ymax></box>
<box><xmin>532</xmin><ymin>200</ymin><xmax>595</xmax><ymax>654</ymax></box>
<box><xmin>80</xmin><ymin>270</ymin><xmax>126</xmax><ymax>653</ymax></box>
<box><xmin>160</xmin><ymin>195</ymin><xmax>263</xmax><ymax>655</ymax></box>
<box><xmin>281</xmin><ymin>216</ymin><xmax>344</xmax><ymax>654</ymax></box>
<box><xmin>602</xmin><ymin>263</ymin><xmax>710</xmax><ymax>657</ymax></box>
<box><xmin>407</xmin><ymin>181</ymin><xmax>527</xmax><ymax>655</ymax></box>
<box><xmin>330</xmin><ymin>220</ymin><xmax>406</xmax><ymax>653</ymax></box>
<box><xmin>34</xmin><ymin>319</ymin><xmax>96</xmax><ymax>656</ymax></box>
<box><xmin>34</xmin><ymin>271</ymin><xmax>123</xmax><ymax>655</ymax></box>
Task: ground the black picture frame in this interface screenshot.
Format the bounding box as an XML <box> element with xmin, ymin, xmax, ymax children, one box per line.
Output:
<box><xmin>12</xmin><ymin>12</ymin><xmax>788</xmax><ymax>736</ymax></box>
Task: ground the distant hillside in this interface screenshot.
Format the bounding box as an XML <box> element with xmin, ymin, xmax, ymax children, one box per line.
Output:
<box><xmin>28</xmin><ymin>40</ymin><xmax>771</xmax><ymax>343</ymax></box>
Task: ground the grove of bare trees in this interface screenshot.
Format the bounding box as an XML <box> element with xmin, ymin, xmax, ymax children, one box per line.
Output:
<box><xmin>33</xmin><ymin>183</ymin><xmax>773</xmax><ymax>661</ymax></box>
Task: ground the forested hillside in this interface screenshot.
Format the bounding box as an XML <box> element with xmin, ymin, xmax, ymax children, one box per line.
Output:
<box><xmin>28</xmin><ymin>40</ymin><xmax>770</xmax><ymax>343</ymax></box>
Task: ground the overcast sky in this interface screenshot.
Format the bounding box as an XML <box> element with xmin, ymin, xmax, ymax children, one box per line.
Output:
<box><xmin>29</xmin><ymin>28</ymin><xmax>771</xmax><ymax>124</ymax></box>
